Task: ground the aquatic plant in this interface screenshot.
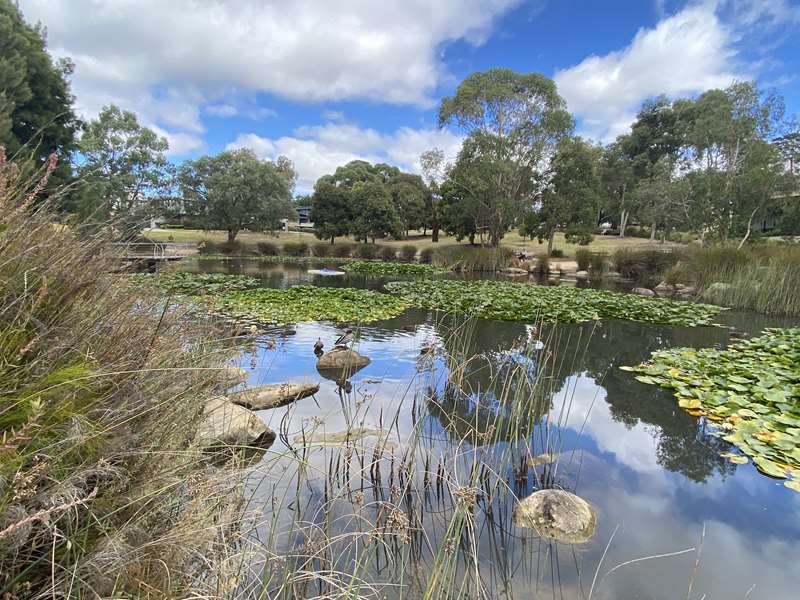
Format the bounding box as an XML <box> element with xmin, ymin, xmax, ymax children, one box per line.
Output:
<box><xmin>432</xmin><ymin>245</ymin><xmax>515</xmax><ymax>271</ymax></box>
<box><xmin>129</xmin><ymin>271</ymin><xmax>259</xmax><ymax>295</ymax></box>
<box><xmin>623</xmin><ymin>328</ymin><xmax>800</xmax><ymax>490</ymax></box>
<box><xmin>213</xmin><ymin>285</ymin><xmax>408</xmax><ymax>324</ymax></box>
<box><xmin>342</xmin><ymin>261</ymin><xmax>448</xmax><ymax>275</ymax></box>
<box><xmin>385</xmin><ymin>279</ymin><xmax>722</xmax><ymax>326</ymax></box>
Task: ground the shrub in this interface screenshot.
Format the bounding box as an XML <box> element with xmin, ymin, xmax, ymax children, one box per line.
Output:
<box><xmin>256</xmin><ymin>241</ymin><xmax>279</xmax><ymax>256</ymax></box>
<box><xmin>311</xmin><ymin>241</ymin><xmax>331</xmax><ymax>257</ymax></box>
<box><xmin>565</xmin><ymin>231</ymin><xmax>593</xmax><ymax>246</ymax></box>
<box><xmin>354</xmin><ymin>244</ymin><xmax>379</xmax><ymax>259</ymax></box>
<box><xmin>550</xmin><ymin>248</ymin><xmax>564</xmax><ymax>258</ymax></box>
<box><xmin>197</xmin><ymin>240</ymin><xmax>219</xmax><ymax>255</ymax></box>
<box><xmin>331</xmin><ymin>243</ymin><xmax>353</xmax><ymax>258</ymax></box>
<box><xmin>575</xmin><ymin>248</ymin><xmax>591</xmax><ymax>271</ymax></box>
<box><xmin>282</xmin><ymin>241</ymin><xmax>309</xmax><ymax>256</ymax></box>
<box><xmin>612</xmin><ymin>248</ymin><xmax>678</xmax><ymax>286</ymax></box>
<box><xmin>400</xmin><ymin>244</ymin><xmax>418</xmax><ymax>261</ymax></box>
<box><xmin>419</xmin><ymin>247</ymin><xmax>434</xmax><ymax>264</ymax></box>
<box><xmin>379</xmin><ymin>245</ymin><xmax>397</xmax><ymax>261</ymax></box>
<box><xmin>589</xmin><ymin>252</ymin><xmax>608</xmax><ymax>275</ymax></box>
<box><xmin>433</xmin><ymin>245</ymin><xmax>514</xmax><ymax>272</ymax></box>
<box><xmin>534</xmin><ymin>254</ymin><xmax>550</xmax><ymax>275</ymax></box>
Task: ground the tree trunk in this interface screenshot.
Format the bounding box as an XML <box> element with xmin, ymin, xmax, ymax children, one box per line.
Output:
<box><xmin>330</xmin><ymin>235</ymin><xmax>335</xmax><ymax>245</ymax></box>
<box><xmin>468</xmin><ymin>233</ymin><xmax>475</xmax><ymax>245</ymax></box>
<box><xmin>737</xmin><ymin>207</ymin><xmax>760</xmax><ymax>250</ymax></box>
<box><xmin>432</xmin><ymin>226</ymin><xmax>439</xmax><ymax>243</ymax></box>
<box><xmin>422</xmin><ymin>226</ymin><xmax>427</xmax><ymax>236</ymax></box>
<box><xmin>619</xmin><ymin>210</ymin><xmax>629</xmax><ymax>237</ymax></box>
<box><xmin>227</xmin><ymin>229</ymin><xmax>238</xmax><ymax>243</ymax></box>
<box><xmin>547</xmin><ymin>229</ymin><xmax>556</xmax><ymax>256</ymax></box>
<box><xmin>650</xmin><ymin>222</ymin><xmax>656</xmax><ymax>241</ymax></box>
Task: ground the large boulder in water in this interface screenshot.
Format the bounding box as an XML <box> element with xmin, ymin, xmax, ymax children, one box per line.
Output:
<box><xmin>631</xmin><ymin>287</ymin><xmax>655</xmax><ymax>297</ymax></box>
<box><xmin>230</xmin><ymin>382</ymin><xmax>319</xmax><ymax>410</ymax></box>
<box><xmin>196</xmin><ymin>397</ymin><xmax>275</xmax><ymax>449</ymax></box>
<box><xmin>513</xmin><ymin>489</ymin><xmax>596</xmax><ymax>544</ymax></box>
<box><xmin>317</xmin><ymin>348</ymin><xmax>372</xmax><ymax>374</ymax></box>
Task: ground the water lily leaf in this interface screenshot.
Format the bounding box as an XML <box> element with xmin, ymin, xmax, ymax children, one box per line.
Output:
<box><xmin>784</xmin><ymin>480</ymin><xmax>800</xmax><ymax>492</ymax></box>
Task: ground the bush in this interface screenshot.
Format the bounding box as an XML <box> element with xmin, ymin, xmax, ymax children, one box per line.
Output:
<box><xmin>282</xmin><ymin>241</ymin><xmax>309</xmax><ymax>256</ymax></box>
<box><xmin>534</xmin><ymin>254</ymin><xmax>550</xmax><ymax>275</ymax></box>
<box><xmin>354</xmin><ymin>244</ymin><xmax>379</xmax><ymax>259</ymax></box>
<box><xmin>550</xmin><ymin>248</ymin><xmax>564</xmax><ymax>258</ymax></box>
<box><xmin>575</xmin><ymin>248</ymin><xmax>591</xmax><ymax>271</ymax></box>
<box><xmin>612</xmin><ymin>248</ymin><xmax>678</xmax><ymax>286</ymax></box>
<box><xmin>379</xmin><ymin>245</ymin><xmax>397</xmax><ymax>261</ymax></box>
<box><xmin>311</xmin><ymin>241</ymin><xmax>331</xmax><ymax>257</ymax></box>
<box><xmin>331</xmin><ymin>243</ymin><xmax>353</xmax><ymax>258</ymax></box>
<box><xmin>256</xmin><ymin>241</ymin><xmax>279</xmax><ymax>256</ymax></box>
<box><xmin>565</xmin><ymin>230</ymin><xmax>593</xmax><ymax>246</ymax></box>
<box><xmin>419</xmin><ymin>247</ymin><xmax>434</xmax><ymax>264</ymax></box>
<box><xmin>199</xmin><ymin>240</ymin><xmax>254</xmax><ymax>256</ymax></box>
<box><xmin>433</xmin><ymin>245</ymin><xmax>514</xmax><ymax>272</ymax></box>
<box><xmin>400</xmin><ymin>244</ymin><xmax>418</xmax><ymax>261</ymax></box>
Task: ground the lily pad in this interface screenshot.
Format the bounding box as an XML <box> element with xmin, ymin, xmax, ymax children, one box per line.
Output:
<box><xmin>624</xmin><ymin>328</ymin><xmax>800</xmax><ymax>490</ymax></box>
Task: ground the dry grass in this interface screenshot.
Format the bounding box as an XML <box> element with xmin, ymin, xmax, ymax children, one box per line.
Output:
<box><xmin>0</xmin><ymin>151</ymin><xmax>250</xmax><ymax>597</ymax></box>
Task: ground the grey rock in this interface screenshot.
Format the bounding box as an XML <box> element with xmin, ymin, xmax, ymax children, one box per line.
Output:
<box><xmin>632</xmin><ymin>287</ymin><xmax>655</xmax><ymax>297</ymax></box>
<box><xmin>316</xmin><ymin>348</ymin><xmax>371</xmax><ymax>370</ymax></box>
<box><xmin>230</xmin><ymin>383</ymin><xmax>320</xmax><ymax>410</ymax></box>
<box><xmin>575</xmin><ymin>270</ymin><xmax>589</xmax><ymax>278</ymax></box>
<box><xmin>503</xmin><ymin>267</ymin><xmax>529</xmax><ymax>275</ymax></box>
<box><xmin>513</xmin><ymin>489</ymin><xmax>596</xmax><ymax>544</ymax></box>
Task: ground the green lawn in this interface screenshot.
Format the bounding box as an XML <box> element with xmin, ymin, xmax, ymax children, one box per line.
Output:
<box><xmin>145</xmin><ymin>227</ymin><xmax>682</xmax><ymax>259</ymax></box>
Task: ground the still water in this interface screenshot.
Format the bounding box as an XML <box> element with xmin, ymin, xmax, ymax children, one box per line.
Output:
<box><xmin>185</xmin><ymin>258</ymin><xmax>800</xmax><ymax>599</ymax></box>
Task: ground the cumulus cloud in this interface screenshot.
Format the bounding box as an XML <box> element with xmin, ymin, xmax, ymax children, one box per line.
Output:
<box><xmin>227</xmin><ymin>122</ymin><xmax>463</xmax><ymax>192</ymax></box>
<box><xmin>555</xmin><ymin>3</ymin><xmax>742</xmax><ymax>141</ymax></box>
<box><xmin>19</xmin><ymin>0</ymin><xmax>519</xmax><ymax>154</ymax></box>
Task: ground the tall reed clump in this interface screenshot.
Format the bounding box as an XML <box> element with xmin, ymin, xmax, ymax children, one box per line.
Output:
<box><xmin>575</xmin><ymin>248</ymin><xmax>591</xmax><ymax>271</ymax></box>
<box><xmin>433</xmin><ymin>245</ymin><xmax>514</xmax><ymax>272</ymax></box>
<box><xmin>612</xmin><ymin>248</ymin><xmax>678</xmax><ymax>287</ymax></box>
<box><xmin>670</xmin><ymin>244</ymin><xmax>800</xmax><ymax>316</ymax></box>
<box><xmin>0</xmin><ymin>152</ymin><xmax>246</xmax><ymax>597</ymax></box>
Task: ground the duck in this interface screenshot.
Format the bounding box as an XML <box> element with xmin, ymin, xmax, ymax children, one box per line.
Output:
<box><xmin>334</xmin><ymin>328</ymin><xmax>354</xmax><ymax>348</ymax></box>
<box><xmin>314</xmin><ymin>338</ymin><xmax>324</xmax><ymax>356</ymax></box>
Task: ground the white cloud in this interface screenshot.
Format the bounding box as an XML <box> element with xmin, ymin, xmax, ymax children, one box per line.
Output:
<box><xmin>19</xmin><ymin>0</ymin><xmax>520</xmax><ymax>154</ymax></box>
<box><xmin>555</xmin><ymin>3</ymin><xmax>742</xmax><ymax>142</ymax></box>
<box><xmin>227</xmin><ymin>121</ymin><xmax>463</xmax><ymax>192</ymax></box>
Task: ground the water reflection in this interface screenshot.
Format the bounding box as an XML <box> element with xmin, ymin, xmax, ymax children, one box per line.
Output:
<box><xmin>178</xmin><ymin>258</ymin><xmax>800</xmax><ymax>599</ymax></box>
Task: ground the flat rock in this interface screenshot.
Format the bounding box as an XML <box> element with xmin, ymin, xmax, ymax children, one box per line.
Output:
<box><xmin>217</xmin><ymin>366</ymin><xmax>249</xmax><ymax>390</ymax></box>
<box><xmin>513</xmin><ymin>489</ymin><xmax>596</xmax><ymax>544</ymax></box>
<box><xmin>196</xmin><ymin>398</ymin><xmax>275</xmax><ymax>449</ymax></box>
<box><xmin>503</xmin><ymin>267</ymin><xmax>529</xmax><ymax>275</ymax></box>
<box><xmin>230</xmin><ymin>382</ymin><xmax>319</xmax><ymax>410</ymax></box>
<box><xmin>575</xmin><ymin>270</ymin><xmax>589</xmax><ymax>278</ymax></box>
<box><xmin>292</xmin><ymin>426</ymin><xmax>394</xmax><ymax>448</ymax></box>
<box><xmin>632</xmin><ymin>287</ymin><xmax>655</xmax><ymax>297</ymax></box>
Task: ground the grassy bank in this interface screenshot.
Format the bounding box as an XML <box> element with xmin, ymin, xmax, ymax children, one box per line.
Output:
<box><xmin>0</xmin><ymin>157</ymin><xmax>244</xmax><ymax>596</ymax></box>
<box><xmin>146</xmin><ymin>227</ymin><xmax>682</xmax><ymax>259</ymax></box>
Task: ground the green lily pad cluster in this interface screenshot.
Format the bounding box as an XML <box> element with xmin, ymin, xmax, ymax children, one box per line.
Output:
<box><xmin>128</xmin><ymin>271</ymin><xmax>259</xmax><ymax>295</ymax></box>
<box><xmin>623</xmin><ymin>328</ymin><xmax>800</xmax><ymax>490</ymax></box>
<box><xmin>384</xmin><ymin>280</ymin><xmax>722</xmax><ymax>326</ymax></box>
<box><xmin>342</xmin><ymin>261</ymin><xmax>447</xmax><ymax>276</ymax></box>
<box><xmin>212</xmin><ymin>285</ymin><xmax>409</xmax><ymax>324</ymax></box>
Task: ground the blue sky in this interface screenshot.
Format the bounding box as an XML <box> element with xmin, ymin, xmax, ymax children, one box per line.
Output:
<box><xmin>20</xmin><ymin>0</ymin><xmax>800</xmax><ymax>192</ymax></box>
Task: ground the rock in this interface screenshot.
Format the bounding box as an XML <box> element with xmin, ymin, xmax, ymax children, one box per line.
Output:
<box><xmin>513</xmin><ymin>489</ymin><xmax>596</xmax><ymax>544</ymax></box>
<box><xmin>230</xmin><ymin>382</ymin><xmax>320</xmax><ymax>410</ymax></box>
<box><xmin>292</xmin><ymin>426</ymin><xmax>394</xmax><ymax>448</ymax></box>
<box><xmin>527</xmin><ymin>452</ymin><xmax>560</xmax><ymax>467</ymax></box>
<box><xmin>196</xmin><ymin>398</ymin><xmax>275</xmax><ymax>449</ymax></box>
<box><xmin>632</xmin><ymin>287</ymin><xmax>655</xmax><ymax>297</ymax></box>
<box><xmin>503</xmin><ymin>267</ymin><xmax>529</xmax><ymax>275</ymax></box>
<box><xmin>575</xmin><ymin>270</ymin><xmax>589</xmax><ymax>278</ymax></box>
<box><xmin>316</xmin><ymin>348</ymin><xmax>371</xmax><ymax>371</ymax></box>
<box><xmin>653</xmin><ymin>281</ymin><xmax>674</xmax><ymax>296</ymax></box>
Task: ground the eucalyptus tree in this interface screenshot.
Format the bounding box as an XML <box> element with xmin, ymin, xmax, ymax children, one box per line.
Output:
<box><xmin>350</xmin><ymin>179</ymin><xmax>403</xmax><ymax>243</ymax></box>
<box><xmin>310</xmin><ymin>179</ymin><xmax>352</xmax><ymax>244</ymax></box>
<box><xmin>600</xmin><ymin>140</ymin><xmax>637</xmax><ymax>236</ymax></box>
<box><xmin>438</xmin><ymin>68</ymin><xmax>573</xmax><ymax>246</ymax></box>
<box><xmin>179</xmin><ymin>148</ymin><xmax>294</xmax><ymax>242</ymax></box>
<box><xmin>75</xmin><ymin>105</ymin><xmax>171</xmax><ymax>231</ymax></box>
<box><xmin>521</xmin><ymin>136</ymin><xmax>602</xmax><ymax>254</ymax></box>
<box><xmin>679</xmin><ymin>82</ymin><xmax>787</xmax><ymax>243</ymax></box>
<box><xmin>420</xmin><ymin>148</ymin><xmax>447</xmax><ymax>242</ymax></box>
<box><xmin>0</xmin><ymin>0</ymin><xmax>78</xmax><ymax>191</ymax></box>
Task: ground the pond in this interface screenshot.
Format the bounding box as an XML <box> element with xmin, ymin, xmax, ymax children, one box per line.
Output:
<box><xmin>182</xmin><ymin>258</ymin><xmax>800</xmax><ymax>599</ymax></box>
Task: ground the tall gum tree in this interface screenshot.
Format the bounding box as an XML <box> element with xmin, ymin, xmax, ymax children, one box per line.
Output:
<box><xmin>438</xmin><ymin>68</ymin><xmax>573</xmax><ymax>246</ymax></box>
